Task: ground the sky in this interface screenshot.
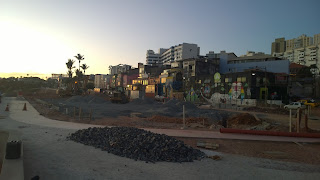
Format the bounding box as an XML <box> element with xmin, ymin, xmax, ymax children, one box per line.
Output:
<box><xmin>1</xmin><ymin>0</ymin><xmax>320</xmax><ymax>79</ymax></box>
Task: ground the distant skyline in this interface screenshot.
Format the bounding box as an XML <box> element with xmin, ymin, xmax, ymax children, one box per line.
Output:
<box><xmin>1</xmin><ymin>0</ymin><xmax>320</xmax><ymax>79</ymax></box>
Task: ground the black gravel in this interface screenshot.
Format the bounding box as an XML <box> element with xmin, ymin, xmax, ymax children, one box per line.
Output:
<box><xmin>67</xmin><ymin>127</ymin><xmax>206</xmax><ymax>163</ymax></box>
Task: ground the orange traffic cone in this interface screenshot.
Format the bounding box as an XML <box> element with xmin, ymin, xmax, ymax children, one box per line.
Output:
<box><xmin>5</xmin><ymin>104</ymin><xmax>9</xmax><ymax>111</ymax></box>
<box><xmin>23</xmin><ymin>103</ymin><xmax>27</xmax><ymax>111</ymax></box>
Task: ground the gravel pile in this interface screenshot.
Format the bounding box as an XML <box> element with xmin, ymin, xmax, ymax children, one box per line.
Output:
<box><xmin>67</xmin><ymin>127</ymin><xmax>206</xmax><ymax>163</ymax></box>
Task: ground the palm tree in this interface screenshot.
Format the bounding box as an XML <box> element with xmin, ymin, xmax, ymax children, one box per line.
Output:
<box><xmin>66</xmin><ymin>59</ymin><xmax>75</xmax><ymax>78</ymax></box>
<box><xmin>81</xmin><ymin>64</ymin><xmax>90</xmax><ymax>89</ymax></box>
<box><xmin>80</xmin><ymin>64</ymin><xmax>90</xmax><ymax>74</ymax></box>
<box><xmin>74</xmin><ymin>54</ymin><xmax>84</xmax><ymax>71</ymax></box>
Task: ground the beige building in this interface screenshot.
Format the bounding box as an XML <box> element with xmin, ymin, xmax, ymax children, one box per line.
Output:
<box><xmin>314</xmin><ymin>33</ymin><xmax>320</xmax><ymax>45</ymax></box>
<box><xmin>272</xmin><ymin>33</ymin><xmax>319</xmax><ymax>67</ymax></box>
<box><xmin>271</xmin><ymin>37</ymin><xmax>286</xmax><ymax>54</ymax></box>
<box><xmin>286</xmin><ymin>34</ymin><xmax>313</xmax><ymax>51</ymax></box>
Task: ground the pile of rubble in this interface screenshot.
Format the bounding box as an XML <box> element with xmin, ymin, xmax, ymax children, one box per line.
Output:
<box><xmin>67</xmin><ymin>127</ymin><xmax>206</xmax><ymax>163</ymax></box>
<box><xmin>227</xmin><ymin>113</ymin><xmax>260</xmax><ymax>128</ymax></box>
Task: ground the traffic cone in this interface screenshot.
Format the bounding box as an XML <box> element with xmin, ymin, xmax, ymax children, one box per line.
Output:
<box><xmin>5</xmin><ymin>104</ymin><xmax>9</xmax><ymax>111</ymax></box>
<box><xmin>23</xmin><ymin>103</ymin><xmax>27</xmax><ymax>111</ymax></box>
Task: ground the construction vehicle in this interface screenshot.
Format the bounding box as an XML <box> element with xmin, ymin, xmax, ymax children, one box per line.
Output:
<box><xmin>110</xmin><ymin>91</ymin><xmax>129</xmax><ymax>104</ymax></box>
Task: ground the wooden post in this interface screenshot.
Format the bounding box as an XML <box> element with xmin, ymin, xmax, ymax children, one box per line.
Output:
<box><xmin>305</xmin><ymin>109</ymin><xmax>308</xmax><ymax>131</ymax></box>
<box><xmin>73</xmin><ymin>107</ymin><xmax>76</xmax><ymax>118</ymax></box>
<box><xmin>308</xmin><ymin>105</ymin><xmax>311</xmax><ymax>116</ymax></box>
<box><xmin>66</xmin><ymin>108</ymin><xmax>68</xmax><ymax>115</ymax></box>
<box><xmin>296</xmin><ymin>109</ymin><xmax>299</xmax><ymax>133</ymax></box>
<box><xmin>289</xmin><ymin>109</ymin><xmax>292</xmax><ymax>132</ymax></box>
<box><xmin>79</xmin><ymin>107</ymin><xmax>82</xmax><ymax>120</ymax></box>
<box><xmin>183</xmin><ymin>105</ymin><xmax>185</xmax><ymax>129</ymax></box>
<box><xmin>89</xmin><ymin>109</ymin><xmax>92</xmax><ymax>121</ymax></box>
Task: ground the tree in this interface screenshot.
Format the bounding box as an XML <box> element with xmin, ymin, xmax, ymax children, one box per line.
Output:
<box><xmin>66</xmin><ymin>59</ymin><xmax>75</xmax><ymax>78</ymax></box>
<box><xmin>74</xmin><ymin>54</ymin><xmax>85</xmax><ymax>71</ymax></box>
<box><xmin>75</xmin><ymin>69</ymin><xmax>83</xmax><ymax>79</ymax></box>
<box><xmin>80</xmin><ymin>64</ymin><xmax>90</xmax><ymax>74</ymax></box>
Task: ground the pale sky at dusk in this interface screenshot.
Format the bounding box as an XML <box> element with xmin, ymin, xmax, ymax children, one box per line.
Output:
<box><xmin>1</xmin><ymin>0</ymin><xmax>320</xmax><ymax>78</ymax></box>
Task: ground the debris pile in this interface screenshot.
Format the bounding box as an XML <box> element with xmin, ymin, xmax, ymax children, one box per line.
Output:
<box><xmin>227</xmin><ymin>113</ymin><xmax>260</xmax><ymax>128</ymax></box>
<box><xmin>67</xmin><ymin>127</ymin><xmax>206</xmax><ymax>162</ymax></box>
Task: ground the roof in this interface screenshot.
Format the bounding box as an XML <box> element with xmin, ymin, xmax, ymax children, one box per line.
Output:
<box><xmin>228</xmin><ymin>55</ymin><xmax>277</xmax><ymax>61</ymax></box>
<box><xmin>289</xmin><ymin>63</ymin><xmax>306</xmax><ymax>69</ymax></box>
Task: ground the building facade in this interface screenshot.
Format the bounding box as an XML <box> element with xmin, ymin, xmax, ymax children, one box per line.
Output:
<box><xmin>272</xmin><ymin>33</ymin><xmax>320</xmax><ymax>67</ymax></box>
<box><xmin>161</xmin><ymin>43</ymin><xmax>200</xmax><ymax>65</ymax></box>
<box><xmin>146</xmin><ymin>49</ymin><xmax>167</xmax><ymax>66</ymax></box>
<box><xmin>271</xmin><ymin>37</ymin><xmax>286</xmax><ymax>54</ymax></box>
<box><xmin>146</xmin><ymin>43</ymin><xmax>200</xmax><ymax>66</ymax></box>
<box><xmin>219</xmin><ymin>51</ymin><xmax>290</xmax><ymax>74</ymax></box>
<box><xmin>94</xmin><ymin>74</ymin><xmax>111</xmax><ymax>89</ymax></box>
<box><xmin>109</xmin><ymin>64</ymin><xmax>132</xmax><ymax>75</ymax></box>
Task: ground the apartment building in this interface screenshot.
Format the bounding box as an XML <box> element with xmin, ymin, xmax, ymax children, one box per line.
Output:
<box><xmin>314</xmin><ymin>33</ymin><xmax>320</xmax><ymax>45</ymax></box>
<box><xmin>272</xmin><ymin>34</ymin><xmax>320</xmax><ymax>67</ymax></box>
<box><xmin>286</xmin><ymin>34</ymin><xmax>313</xmax><ymax>51</ymax></box>
<box><xmin>271</xmin><ymin>38</ymin><xmax>286</xmax><ymax>54</ymax></box>
<box><xmin>146</xmin><ymin>49</ymin><xmax>167</xmax><ymax>66</ymax></box>
<box><xmin>161</xmin><ymin>43</ymin><xmax>200</xmax><ymax>65</ymax></box>
<box><xmin>109</xmin><ymin>64</ymin><xmax>132</xmax><ymax>75</ymax></box>
<box><xmin>146</xmin><ymin>43</ymin><xmax>200</xmax><ymax>66</ymax></box>
<box><xmin>94</xmin><ymin>74</ymin><xmax>111</xmax><ymax>89</ymax></box>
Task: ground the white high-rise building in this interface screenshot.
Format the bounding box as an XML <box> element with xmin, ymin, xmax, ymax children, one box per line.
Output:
<box><xmin>146</xmin><ymin>48</ymin><xmax>167</xmax><ymax>66</ymax></box>
<box><xmin>161</xmin><ymin>43</ymin><xmax>200</xmax><ymax>65</ymax></box>
<box><xmin>146</xmin><ymin>43</ymin><xmax>200</xmax><ymax>66</ymax></box>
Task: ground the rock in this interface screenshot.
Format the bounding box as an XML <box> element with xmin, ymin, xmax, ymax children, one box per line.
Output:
<box><xmin>67</xmin><ymin>127</ymin><xmax>205</xmax><ymax>163</ymax></box>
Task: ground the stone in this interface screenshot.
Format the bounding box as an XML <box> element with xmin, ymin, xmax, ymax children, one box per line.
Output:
<box><xmin>67</xmin><ymin>127</ymin><xmax>205</xmax><ymax>163</ymax></box>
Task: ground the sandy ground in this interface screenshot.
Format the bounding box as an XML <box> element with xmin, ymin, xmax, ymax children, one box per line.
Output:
<box><xmin>1</xmin><ymin>97</ymin><xmax>320</xmax><ymax>179</ymax></box>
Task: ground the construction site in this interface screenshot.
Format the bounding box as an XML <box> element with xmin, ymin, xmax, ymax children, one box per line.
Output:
<box><xmin>1</xmin><ymin>90</ymin><xmax>320</xmax><ymax>179</ymax></box>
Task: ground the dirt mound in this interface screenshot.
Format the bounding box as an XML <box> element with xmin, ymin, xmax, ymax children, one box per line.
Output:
<box><xmin>227</xmin><ymin>113</ymin><xmax>260</xmax><ymax>128</ymax></box>
<box><xmin>130</xmin><ymin>98</ymin><xmax>157</xmax><ymax>105</ymax></box>
<box><xmin>243</xmin><ymin>106</ymin><xmax>289</xmax><ymax>115</ymax></box>
<box><xmin>163</xmin><ymin>99</ymin><xmax>197</xmax><ymax>110</ymax></box>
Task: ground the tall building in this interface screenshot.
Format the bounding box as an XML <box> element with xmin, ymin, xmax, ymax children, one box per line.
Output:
<box><xmin>161</xmin><ymin>43</ymin><xmax>200</xmax><ymax>65</ymax></box>
<box><xmin>109</xmin><ymin>64</ymin><xmax>132</xmax><ymax>75</ymax></box>
<box><xmin>94</xmin><ymin>74</ymin><xmax>111</xmax><ymax>89</ymax></box>
<box><xmin>146</xmin><ymin>48</ymin><xmax>167</xmax><ymax>66</ymax></box>
<box><xmin>146</xmin><ymin>43</ymin><xmax>200</xmax><ymax>66</ymax></box>
<box><xmin>314</xmin><ymin>33</ymin><xmax>320</xmax><ymax>45</ymax></box>
<box><xmin>272</xmin><ymin>33</ymin><xmax>320</xmax><ymax>67</ymax></box>
<box><xmin>286</xmin><ymin>34</ymin><xmax>313</xmax><ymax>51</ymax></box>
<box><xmin>271</xmin><ymin>38</ymin><xmax>286</xmax><ymax>54</ymax></box>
